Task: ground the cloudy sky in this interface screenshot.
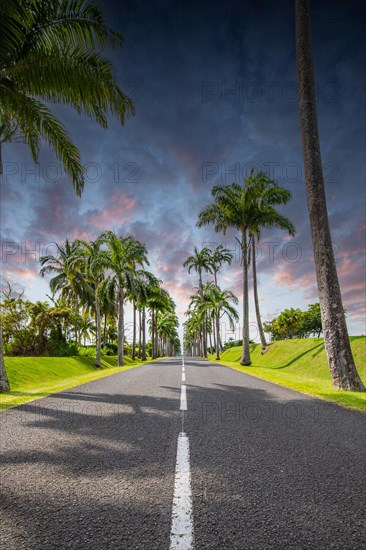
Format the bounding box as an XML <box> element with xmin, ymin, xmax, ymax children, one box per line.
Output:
<box><xmin>1</xmin><ymin>0</ymin><xmax>365</xmax><ymax>340</ymax></box>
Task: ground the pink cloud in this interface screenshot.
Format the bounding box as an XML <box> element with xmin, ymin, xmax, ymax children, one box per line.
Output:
<box><xmin>6</xmin><ymin>265</ymin><xmax>36</xmax><ymax>280</ymax></box>
<box><xmin>87</xmin><ymin>191</ymin><xmax>137</xmax><ymax>231</ymax></box>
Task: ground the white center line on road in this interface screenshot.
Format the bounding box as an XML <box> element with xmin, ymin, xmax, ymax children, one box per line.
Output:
<box><xmin>182</xmin><ymin>366</ymin><xmax>185</xmax><ymax>373</ymax></box>
<box><xmin>182</xmin><ymin>372</ymin><xmax>186</xmax><ymax>382</ymax></box>
<box><xmin>170</xmin><ymin>432</ymin><xmax>194</xmax><ymax>549</ymax></box>
<box><xmin>180</xmin><ymin>385</ymin><xmax>187</xmax><ymax>410</ymax></box>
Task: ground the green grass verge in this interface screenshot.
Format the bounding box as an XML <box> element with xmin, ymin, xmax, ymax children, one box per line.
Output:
<box><xmin>0</xmin><ymin>355</ymin><xmax>157</xmax><ymax>411</ymax></box>
<box><xmin>209</xmin><ymin>337</ymin><xmax>366</xmax><ymax>411</ymax></box>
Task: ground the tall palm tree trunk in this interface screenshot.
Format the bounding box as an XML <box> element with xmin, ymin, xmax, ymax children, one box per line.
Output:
<box><xmin>215</xmin><ymin>310</ymin><xmax>221</xmax><ymax>360</ymax></box>
<box><xmin>95</xmin><ymin>292</ymin><xmax>101</xmax><ymax>367</ymax></box>
<box><xmin>132</xmin><ymin>300</ymin><xmax>136</xmax><ymax>360</ymax></box>
<box><xmin>151</xmin><ymin>310</ymin><xmax>155</xmax><ymax>359</ymax></box>
<box><xmin>141</xmin><ymin>307</ymin><xmax>147</xmax><ymax>360</ymax></box>
<box><xmin>155</xmin><ymin>319</ymin><xmax>159</xmax><ymax>358</ymax></box>
<box><xmin>0</xmin><ymin>321</ymin><xmax>10</xmax><ymax>392</ymax></box>
<box><xmin>204</xmin><ymin>312</ymin><xmax>209</xmax><ymax>357</ymax></box>
<box><xmin>240</xmin><ymin>229</ymin><xmax>251</xmax><ymax>365</ymax></box>
<box><xmin>0</xmin><ymin>154</ymin><xmax>10</xmax><ymax>392</ymax></box>
<box><xmin>295</xmin><ymin>0</ymin><xmax>364</xmax><ymax>390</ymax></box>
<box><xmin>152</xmin><ymin>310</ymin><xmax>158</xmax><ymax>359</ymax></box>
<box><xmin>74</xmin><ymin>296</ymin><xmax>79</xmax><ymax>344</ymax></box>
<box><xmin>212</xmin><ymin>318</ymin><xmax>217</xmax><ymax>352</ymax></box>
<box><xmin>117</xmin><ymin>286</ymin><xmax>124</xmax><ymax>366</ymax></box>
<box><xmin>138</xmin><ymin>309</ymin><xmax>142</xmax><ymax>358</ymax></box>
<box><xmin>198</xmin><ymin>270</ymin><xmax>208</xmax><ymax>357</ymax></box>
<box><xmin>252</xmin><ymin>237</ymin><xmax>268</xmax><ymax>352</ymax></box>
<box><xmin>151</xmin><ymin>309</ymin><xmax>155</xmax><ymax>359</ymax></box>
<box><xmin>103</xmin><ymin>314</ymin><xmax>107</xmax><ymax>349</ymax></box>
<box><xmin>218</xmin><ymin>332</ymin><xmax>224</xmax><ymax>353</ymax></box>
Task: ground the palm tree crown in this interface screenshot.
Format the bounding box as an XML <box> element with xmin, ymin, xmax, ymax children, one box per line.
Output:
<box><xmin>0</xmin><ymin>0</ymin><xmax>134</xmax><ymax>194</ymax></box>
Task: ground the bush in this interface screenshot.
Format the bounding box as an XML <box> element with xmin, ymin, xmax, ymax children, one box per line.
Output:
<box><xmin>46</xmin><ymin>341</ymin><xmax>78</xmax><ymax>357</ymax></box>
<box><xmin>104</xmin><ymin>343</ymin><xmax>118</xmax><ymax>355</ymax></box>
<box><xmin>78</xmin><ymin>346</ymin><xmax>96</xmax><ymax>357</ymax></box>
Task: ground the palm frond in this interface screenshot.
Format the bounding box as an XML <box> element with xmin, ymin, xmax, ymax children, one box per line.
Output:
<box><xmin>1</xmin><ymin>90</ymin><xmax>84</xmax><ymax>194</ymax></box>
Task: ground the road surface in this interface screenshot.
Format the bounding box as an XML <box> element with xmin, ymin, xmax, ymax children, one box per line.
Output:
<box><xmin>1</xmin><ymin>357</ymin><xmax>365</xmax><ymax>549</ymax></box>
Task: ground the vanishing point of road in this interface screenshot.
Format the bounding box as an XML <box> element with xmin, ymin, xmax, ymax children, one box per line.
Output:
<box><xmin>1</xmin><ymin>358</ymin><xmax>365</xmax><ymax>549</ymax></box>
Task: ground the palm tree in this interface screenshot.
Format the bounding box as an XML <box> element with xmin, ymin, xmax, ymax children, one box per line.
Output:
<box><xmin>126</xmin><ymin>270</ymin><xmax>158</xmax><ymax>360</ymax></box>
<box><xmin>157</xmin><ymin>311</ymin><xmax>179</xmax><ymax>356</ymax></box>
<box><xmin>201</xmin><ymin>282</ymin><xmax>239</xmax><ymax>361</ymax></box>
<box><xmin>0</xmin><ymin>0</ymin><xmax>134</xmax><ymax>193</ymax></box>
<box><xmin>246</xmin><ymin>172</ymin><xmax>295</xmax><ymax>353</ymax></box>
<box><xmin>207</xmin><ymin>245</ymin><xmax>233</xmax><ymax>352</ymax></box>
<box><xmin>136</xmin><ymin>279</ymin><xmax>157</xmax><ymax>361</ymax></box>
<box><xmin>102</xmin><ymin>231</ymin><xmax>150</xmax><ymax>366</ymax></box>
<box><xmin>295</xmin><ymin>0</ymin><xmax>364</xmax><ymax>390</ymax></box>
<box><xmin>208</xmin><ymin>245</ymin><xmax>233</xmax><ymax>287</ymax></box>
<box><xmin>75</xmin><ymin>237</ymin><xmax>108</xmax><ymax>367</ymax></box>
<box><xmin>183</xmin><ymin>247</ymin><xmax>212</xmax><ymax>357</ymax></box>
<box><xmin>79</xmin><ymin>309</ymin><xmax>95</xmax><ymax>347</ymax></box>
<box><xmin>147</xmin><ymin>285</ymin><xmax>172</xmax><ymax>359</ymax></box>
<box><xmin>40</xmin><ymin>239</ymin><xmax>89</xmax><ymax>342</ymax></box>
<box><xmin>198</xmin><ymin>181</ymin><xmax>260</xmax><ymax>365</ymax></box>
<box><xmin>183</xmin><ymin>311</ymin><xmax>203</xmax><ymax>357</ymax></box>
<box><xmin>0</xmin><ymin>0</ymin><xmax>134</xmax><ymax>392</ymax></box>
<box><xmin>187</xmin><ymin>292</ymin><xmax>206</xmax><ymax>356</ymax></box>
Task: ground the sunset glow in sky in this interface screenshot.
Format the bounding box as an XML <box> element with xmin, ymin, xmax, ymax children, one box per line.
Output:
<box><xmin>1</xmin><ymin>0</ymin><xmax>365</xmax><ymax>340</ymax></box>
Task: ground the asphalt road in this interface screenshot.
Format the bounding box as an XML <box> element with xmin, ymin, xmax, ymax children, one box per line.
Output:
<box><xmin>0</xmin><ymin>357</ymin><xmax>365</xmax><ymax>549</ymax></box>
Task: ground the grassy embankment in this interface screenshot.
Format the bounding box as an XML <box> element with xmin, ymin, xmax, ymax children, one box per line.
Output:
<box><xmin>209</xmin><ymin>336</ymin><xmax>366</xmax><ymax>411</ymax></box>
<box><xmin>0</xmin><ymin>355</ymin><xmax>155</xmax><ymax>411</ymax></box>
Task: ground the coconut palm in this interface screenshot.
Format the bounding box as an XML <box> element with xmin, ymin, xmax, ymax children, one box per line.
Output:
<box><xmin>295</xmin><ymin>0</ymin><xmax>364</xmax><ymax>390</ymax></box>
<box><xmin>246</xmin><ymin>172</ymin><xmax>295</xmax><ymax>352</ymax></box>
<box><xmin>183</xmin><ymin>246</ymin><xmax>212</xmax><ymax>357</ymax></box>
<box><xmin>102</xmin><ymin>231</ymin><xmax>150</xmax><ymax>366</ymax></box>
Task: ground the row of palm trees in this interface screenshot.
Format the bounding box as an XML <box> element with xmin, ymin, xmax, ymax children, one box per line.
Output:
<box><xmin>184</xmin><ymin>280</ymin><xmax>239</xmax><ymax>360</ymax></box>
<box><xmin>39</xmin><ymin>231</ymin><xmax>180</xmax><ymax>367</ymax></box>
<box><xmin>184</xmin><ymin>171</ymin><xmax>295</xmax><ymax>364</ymax></box>
<box><xmin>183</xmin><ymin>245</ymin><xmax>233</xmax><ymax>357</ymax></box>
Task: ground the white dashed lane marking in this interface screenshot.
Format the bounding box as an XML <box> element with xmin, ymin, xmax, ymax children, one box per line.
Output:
<box><xmin>180</xmin><ymin>385</ymin><xmax>187</xmax><ymax>410</ymax></box>
<box><xmin>169</xmin><ymin>432</ymin><xmax>194</xmax><ymax>549</ymax></box>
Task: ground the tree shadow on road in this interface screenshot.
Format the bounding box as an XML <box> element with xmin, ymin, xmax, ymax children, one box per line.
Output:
<box><xmin>0</xmin><ymin>371</ymin><xmax>365</xmax><ymax>550</ymax></box>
